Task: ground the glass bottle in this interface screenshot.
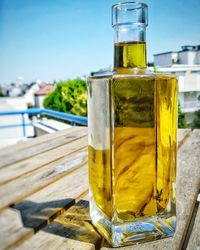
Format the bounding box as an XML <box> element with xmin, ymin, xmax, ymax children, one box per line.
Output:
<box><xmin>87</xmin><ymin>2</ymin><xmax>177</xmax><ymax>247</ymax></box>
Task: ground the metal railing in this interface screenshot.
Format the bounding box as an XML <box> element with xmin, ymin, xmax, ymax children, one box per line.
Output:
<box><xmin>0</xmin><ymin>108</ymin><xmax>88</xmax><ymax>137</ymax></box>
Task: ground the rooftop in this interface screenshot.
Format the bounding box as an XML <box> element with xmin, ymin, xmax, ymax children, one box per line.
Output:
<box><xmin>154</xmin><ymin>45</ymin><xmax>200</xmax><ymax>56</ymax></box>
<box><xmin>34</xmin><ymin>85</ymin><xmax>54</xmax><ymax>96</ymax></box>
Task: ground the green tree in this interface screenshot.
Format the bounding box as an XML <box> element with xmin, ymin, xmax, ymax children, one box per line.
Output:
<box><xmin>178</xmin><ymin>101</ymin><xmax>187</xmax><ymax>128</ymax></box>
<box><xmin>0</xmin><ymin>88</ymin><xmax>4</xmax><ymax>97</ymax></box>
<box><xmin>191</xmin><ymin>95</ymin><xmax>200</xmax><ymax>128</ymax></box>
<box><xmin>147</xmin><ymin>61</ymin><xmax>154</xmax><ymax>67</ymax></box>
<box><xmin>192</xmin><ymin>110</ymin><xmax>200</xmax><ymax>128</ymax></box>
<box><xmin>43</xmin><ymin>78</ymin><xmax>87</xmax><ymax>117</ymax></box>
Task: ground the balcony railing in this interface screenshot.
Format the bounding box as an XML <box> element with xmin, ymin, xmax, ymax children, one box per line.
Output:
<box><xmin>182</xmin><ymin>101</ymin><xmax>200</xmax><ymax>109</ymax></box>
<box><xmin>0</xmin><ymin>108</ymin><xmax>88</xmax><ymax>138</ymax></box>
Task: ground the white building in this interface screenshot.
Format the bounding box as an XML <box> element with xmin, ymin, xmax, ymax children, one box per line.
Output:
<box><xmin>154</xmin><ymin>45</ymin><xmax>200</xmax><ymax>124</ymax></box>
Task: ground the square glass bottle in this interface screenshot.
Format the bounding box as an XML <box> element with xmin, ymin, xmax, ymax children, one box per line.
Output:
<box><xmin>87</xmin><ymin>2</ymin><xmax>178</xmax><ymax>247</ymax></box>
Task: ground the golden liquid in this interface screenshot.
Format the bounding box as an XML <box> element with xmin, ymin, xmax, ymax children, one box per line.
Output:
<box><xmin>88</xmin><ymin>42</ymin><xmax>177</xmax><ymax>224</ymax></box>
<box><xmin>88</xmin><ymin>146</ymin><xmax>112</xmax><ymax>218</ymax></box>
<box><xmin>156</xmin><ymin>75</ymin><xmax>177</xmax><ymax>213</ymax></box>
<box><xmin>113</xmin><ymin>127</ymin><xmax>156</xmax><ymax>220</ymax></box>
<box><xmin>114</xmin><ymin>41</ymin><xmax>146</xmax><ymax>69</ymax></box>
<box><xmin>88</xmin><ymin>75</ymin><xmax>177</xmax><ymax>221</ymax></box>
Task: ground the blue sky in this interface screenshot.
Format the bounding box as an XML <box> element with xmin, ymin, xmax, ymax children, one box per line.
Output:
<box><xmin>0</xmin><ymin>0</ymin><xmax>200</xmax><ymax>83</ymax></box>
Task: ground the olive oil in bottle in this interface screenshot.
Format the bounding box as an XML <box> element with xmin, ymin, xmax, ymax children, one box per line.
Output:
<box><xmin>114</xmin><ymin>41</ymin><xmax>146</xmax><ymax>68</ymax></box>
<box><xmin>88</xmin><ymin>2</ymin><xmax>177</xmax><ymax>247</ymax></box>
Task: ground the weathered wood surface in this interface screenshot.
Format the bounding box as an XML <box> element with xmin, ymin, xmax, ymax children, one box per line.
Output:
<box><xmin>0</xmin><ymin>148</ymin><xmax>87</xmax><ymax>211</ymax></box>
<box><xmin>43</xmin><ymin>200</ymin><xmax>102</xmax><ymax>247</ymax></box>
<box><xmin>12</xmin><ymin>231</ymin><xmax>96</xmax><ymax>250</ymax></box>
<box><xmin>0</xmin><ymin>133</ymin><xmax>87</xmax><ymax>185</ymax></box>
<box><xmin>0</xmin><ymin>209</ymin><xmax>33</xmax><ymax>250</ymax></box>
<box><xmin>186</xmin><ymin>194</ymin><xmax>200</xmax><ymax>250</ymax></box>
<box><xmin>0</xmin><ymin>127</ymin><xmax>85</xmax><ymax>168</ymax></box>
<box><xmin>0</xmin><ymin>128</ymin><xmax>199</xmax><ymax>250</ymax></box>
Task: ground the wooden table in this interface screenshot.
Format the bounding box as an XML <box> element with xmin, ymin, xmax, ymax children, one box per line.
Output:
<box><xmin>0</xmin><ymin>127</ymin><xmax>199</xmax><ymax>250</ymax></box>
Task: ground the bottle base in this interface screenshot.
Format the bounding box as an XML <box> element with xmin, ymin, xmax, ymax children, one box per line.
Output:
<box><xmin>90</xmin><ymin>198</ymin><xmax>176</xmax><ymax>247</ymax></box>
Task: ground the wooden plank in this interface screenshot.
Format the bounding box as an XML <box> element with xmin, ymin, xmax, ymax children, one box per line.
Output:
<box><xmin>0</xmin><ymin>208</ymin><xmax>33</xmax><ymax>250</ymax></box>
<box><xmin>0</xmin><ymin>135</ymin><xmax>87</xmax><ymax>185</ymax></box>
<box><xmin>12</xmin><ymin>198</ymin><xmax>75</xmax><ymax>232</ymax></box>
<box><xmin>101</xmin><ymin>130</ymin><xmax>200</xmax><ymax>249</ymax></box>
<box><xmin>41</xmin><ymin>200</ymin><xmax>102</xmax><ymax>248</ymax></box>
<box><xmin>0</xmin><ymin>165</ymin><xmax>89</xmax><ymax>249</ymax></box>
<box><xmin>0</xmin><ymin>127</ymin><xmax>87</xmax><ymax>169</ymax></box>
<box><xmin>0</xmin><ymin>200</ymin><xmax>75</xmax><ymax>250</ymax></box>
<box><xmin>0</xmin><ymin>148</ymin><xmax>87</xmax><ymax>211</ymax></box>
<box><xmin>12</xmin><ymin>231</ymin><xmax>95</xmax><ymax>250</ymax></box>
<box><xmin>0</xmin><ymin>126</ymin><xmax>84</xmax><ymax>159</ymax></box>
<box><xmin>11</xmin><ymin>200</ymin><xmax>100</xmax><ymax>250</ymax></box>
<box><xmin>25</xmin><ymin>164</ymin><xmax>89</xmax><ymax>206</ymax></box>
<box><xmin>186</xmin><ymin>194</ymin><xmax>200</xmax><ymax>250</ymax></box>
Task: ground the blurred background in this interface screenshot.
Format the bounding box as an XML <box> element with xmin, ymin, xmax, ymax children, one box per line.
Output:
<box><xmin>0</xmin><ymin>0</ymin><xmax>200</xmax><ymax>148</ymax></box>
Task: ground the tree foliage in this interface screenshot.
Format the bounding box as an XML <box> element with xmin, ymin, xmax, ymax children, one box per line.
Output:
<box><xmin>0</xmin><ymin>88</ymin><xmax>4</xmax><ymax>97</ymax></box>
<box><xmin>43</xmin><ymin>78</ymin><xmax>87</xmax><ymax>117</ymax></box>
<box><xmin>178</xmin><ymin>101</ymin><xmax>187</xmax><ymax>128</ymax></box>
<box><xmin>192</xmin><ymin>110</ymin><xmax>200</xmax><ymax>128</ymax></box>
<box><xmin>147</xmin><ymin>61</ymin><xmax>154</xmax><ymax>67</ymax></box>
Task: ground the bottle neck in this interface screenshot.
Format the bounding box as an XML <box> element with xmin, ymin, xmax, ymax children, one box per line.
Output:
<box><xmin>114</xmin><ymin>25</ymin><xmax>147</xmax><ymax>71</ymax></box>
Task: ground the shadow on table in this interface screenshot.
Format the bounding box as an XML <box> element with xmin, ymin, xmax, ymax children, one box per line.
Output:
<box><xmin>12</xmin><ymin>199</ymin><xmax>103</xmax><ymax>249</ymax></box>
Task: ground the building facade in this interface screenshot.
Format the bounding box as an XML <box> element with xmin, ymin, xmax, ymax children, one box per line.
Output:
<box><xmin>154</xmin><ymin>45</ymin><xmax>200</xmax><ymax>124</ymax></box>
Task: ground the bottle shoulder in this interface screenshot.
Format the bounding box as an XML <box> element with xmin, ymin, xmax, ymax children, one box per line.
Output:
<box><xmin>88</xmin><ymin>70</ymin><xmax>177</xmax><ymax>81</ymax></box>
<box><xmin>88</xmin><ymin>72</ymin><xmax>113</xmax><ymax>80</ymax></box>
